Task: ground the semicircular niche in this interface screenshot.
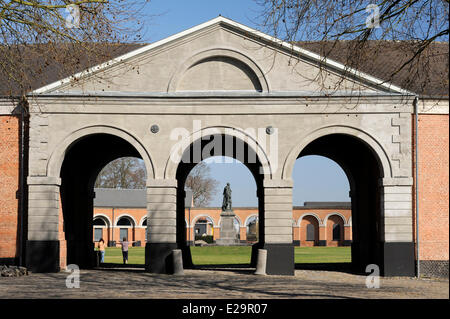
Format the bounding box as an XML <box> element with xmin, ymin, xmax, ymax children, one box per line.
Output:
<box><xmin>176</xmin><ymin>56</ymin><xmax>263</xmax><ymax>92</ymax></box>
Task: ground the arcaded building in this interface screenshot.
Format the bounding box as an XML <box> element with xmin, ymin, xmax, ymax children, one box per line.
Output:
<box><xmin>0</xmin><ymin>17</ymin><xmax>448</xmax><ymax>277</ymax></box>
<box><xmin>91</xmin><ymin>188</ymin><xmax>352</xmax><ymax>247</ymax></box>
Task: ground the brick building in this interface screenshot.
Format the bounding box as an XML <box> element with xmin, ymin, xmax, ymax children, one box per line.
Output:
<box><xmin>0</xmin><ymin>18</ymin><xmax>448</xmax><ymax>277</ymax></box>
<box><xmin>91</xmin><ymin>188</ymin><xmax>352</xmax><ymax>247</ymax></box>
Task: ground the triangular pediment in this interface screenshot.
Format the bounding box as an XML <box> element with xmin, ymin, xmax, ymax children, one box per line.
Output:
<box><xmin>32</xmin><ymin>17</ymin><xmax>411</xmax><ymax>96</ymax></box>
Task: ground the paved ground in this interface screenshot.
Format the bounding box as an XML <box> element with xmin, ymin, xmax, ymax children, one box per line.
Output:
<box><xmin>1</xmin><ymin>266</ymin><xmax>448</xmax><ymax>299</ymax></box>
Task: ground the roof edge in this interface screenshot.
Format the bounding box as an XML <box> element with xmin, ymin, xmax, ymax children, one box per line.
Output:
<box><xmin>31</xmin><ymin>16</ymin><xmax>417</xmax><ymax>96</ymax></box>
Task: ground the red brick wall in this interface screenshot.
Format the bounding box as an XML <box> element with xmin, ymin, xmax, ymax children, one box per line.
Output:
<box><xmin>0</xmin><ymin>116</ymin><xmax>19</xmax><ymax>259</ymax></box>
<box><xmin>415</xmin><ymin>114</ymin><xmax>449</xmax><ymax>261</ymax></box>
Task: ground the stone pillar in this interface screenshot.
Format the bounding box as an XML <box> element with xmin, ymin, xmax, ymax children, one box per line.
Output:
<box><xmin>145</xmin><ymin>179</ymin><xmax>178</xmax><ymax>274</ymax></box>
<box><xmin>26</xmin><ymin>176</ymin><xmax>61</xmax><ymax>273</ymax></box>
<box><xmin>381</xmin><ymin>177</ymin><xmax>415</xmax><ymax>276</ymax></box>
<box><xmin>263</xmin><ymin>179</ymin><xmax>294</xmax><ymax>275</ymax></box>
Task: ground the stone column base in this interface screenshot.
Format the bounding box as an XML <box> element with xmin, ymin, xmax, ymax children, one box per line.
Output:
<box><xmin>263</xmin><ymin>243</ymin><xmax>294</xmax><ymax>276</ymax></box>
<box><xmin>145</xmin><ymin>242</ymin><xmax>178</xmax><ymax>274</ymax></box>
<box><xmin>26</xmin><ymin>240</ymin><xmax>60</xmax><ymax>273</ymax></box>
<box><xmin>383</xmin><ymin>242</ymin><xmax>415</xmax><ymax>276</ymax></box>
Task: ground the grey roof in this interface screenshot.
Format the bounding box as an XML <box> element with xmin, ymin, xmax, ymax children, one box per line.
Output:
<box><xmin>94</xmin><ymin>188</ymin><xmax>146</xmax><ymax>208</ymax></box>
<box><xmin>93</xmin><ymin>188</ymin><xmax>349</xmax><ymax>209</ymax></box>
<box><xmin>2</xmin><ymin>41</ymin><xmax>447</xmax><ymax>97</ymax></box>
<box><xmin>94</xmin><ymin>188</ymin><xmax>194</xmax><ymax>208</ymax></box>
<box><xmin>303</xmin><ymin>201</ymin><xmax>351</xmax><ymax>208</ymax></box>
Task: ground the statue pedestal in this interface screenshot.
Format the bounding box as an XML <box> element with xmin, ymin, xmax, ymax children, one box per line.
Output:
<box><xmin>216</xmin><ymin>209</ymin><xmax>240</xmax><ymax>246</ymax></box>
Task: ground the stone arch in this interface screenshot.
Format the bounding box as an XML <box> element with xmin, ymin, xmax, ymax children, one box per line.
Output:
<box><xmin>298</xmin><ymin>213</ymin><xmax>323</xmax><ymax>227</ymax></box>
<box><xmin>93</xmin><ymin>214</ymin><xmax>111</xmax><ymax>227</ymax></box>
<box><xmin>115</xmin><ymin>214</ymin><xmax>137</xmax><ymax>227</ymax></box>
<box><xmin>192</xmin><ymin>214</ymin><xmax>217</xmax><ymax>228</ymax></box>
<box><xmin>164</xmin><ymin>125</ymin><xmax>273</xmax><ymax>179</ymax></box>
<box><xmin>287</xmin><ymin>125</ymin><xmax>391</xmax><ymax>273</ymax></box>
<box><xmin>139</xmin><ymin>216</ymin><xmax>148</xmax><ymax>227</ymax></box>
<box><xmin>325</xmin><ymin>213</ymin><xmax>346</xmax><ymax>243</ymax></box>
<box><xmin>47</xmin><ymin>125</ymin><xmax>155</xmax><ymax>180</ymax></box>
<box><xmin>244</xmin><ymin>214</ymin><xmax>259</xmax><ymax>226</ymax></box>
<box><xmin>282</xmin><ymin>125</ymin><xmax>392</xmax><ymax>180</ymax></box>
<box><xmin>299</xmin><ymin>214</ymin><xmax>321</xmax><ymax>244</ymax></box>
<box><xmin>323</xmin><ymin>212</ymin><xmax>348</xmax><ymax>226</ymax></box>
<box><xmin>167</xmin><ymin>48</ymin><xmax>270</xmax><ymax>93</ymax></box>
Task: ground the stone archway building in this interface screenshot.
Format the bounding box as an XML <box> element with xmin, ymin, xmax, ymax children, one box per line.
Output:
<box><xmin>0</xmin><ymin>17</ymin><xmax>448</xmax><ymax>277</ymax></box>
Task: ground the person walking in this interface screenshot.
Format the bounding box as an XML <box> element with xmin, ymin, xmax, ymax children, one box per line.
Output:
<box><xmin>119</xmin><ymin>237</ymin><xmax>134</xmax><ymax>264</ymax></box>
<box><xmin>97</xmin><ymin>238</ymin><xmax>106</xmax><ymax>264</ymax></box>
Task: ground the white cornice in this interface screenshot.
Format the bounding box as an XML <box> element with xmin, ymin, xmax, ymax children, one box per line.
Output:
<box><xmin>0</xmin><ymin>99</ymin><xmax>16</xmax><ymax>115</ymax></box>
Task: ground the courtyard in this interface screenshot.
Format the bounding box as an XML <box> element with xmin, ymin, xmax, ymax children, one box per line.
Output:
<box><xmin>1</xmin><ymin>246</ymin><xmax>448</xmax><ymax>299</ymax></box>
<box><xmin>0</xmin><ymin>267</ymin><xmax>447</xmax><ymax>299</ymax></box>
<box><xmin>100</xmin><ymin>246</ymin><xmax>352</xmax><ymax>265</ymax></box>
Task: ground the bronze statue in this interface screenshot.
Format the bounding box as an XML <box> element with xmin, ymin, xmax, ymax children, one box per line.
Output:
<box><xmin>222</xmin><ymin>183</ymin><xmax>232</xmax><ymax>211</ymax></box>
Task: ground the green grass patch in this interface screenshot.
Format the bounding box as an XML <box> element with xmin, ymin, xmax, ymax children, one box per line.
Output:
<box><xmin>102</xmin><ymin>246</ymin><xmax>351</xmax><ymax>265</ymax></box>
<box><xmin>190</xmin><ymin>246</ymin><xmax>252</xmax><ymax>265</ymax></box>
<box><xmin>103</xmin><ymin>247</ymin><xmax>145</xmax><ymax>264</ymax></box>
<box><xmin>294</xmin><ymin>247</ymin><xmax>351</xmax><ymax>263</ymax></box>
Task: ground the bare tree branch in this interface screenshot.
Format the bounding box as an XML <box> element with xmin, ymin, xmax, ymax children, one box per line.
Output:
<box><xmin>185</xmin><ymin>162</ymin><xmax>219</xmax><ymax>207</ymax></box>
<box><xmin>0</xmin><ymin>0</ymin><xmax>151</xmax><ymax>96</ymax></box>
<box><xmin>254</xmin><ymin>0</ymin><xmax>449</xmax><ymax>96</ymax></box>
<box><xmin>95</xmin><ymin>157</ymin><xmax>146</xmax><ymax>189</ymax></box>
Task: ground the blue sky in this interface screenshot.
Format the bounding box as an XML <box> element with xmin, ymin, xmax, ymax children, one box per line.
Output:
<box><xmin>143</xmin><ymin>0</ymin><xmax>262</xmax><ymax>42</ymax></box>
<box><xmin>134</xmin><ymin>1</ymin><xmax>448</xmax><ymax>44</ymax></box>
<box><xmin>204</xmin><ymin>156</ymin><xmax>350</xmax><ymax>207</ymax></box>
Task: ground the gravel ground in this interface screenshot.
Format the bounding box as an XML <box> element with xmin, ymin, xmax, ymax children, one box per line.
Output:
<box><xmin>0</xmin><ymin>267</ymin><xmax>448</xmax><ymax>299</ymax></box>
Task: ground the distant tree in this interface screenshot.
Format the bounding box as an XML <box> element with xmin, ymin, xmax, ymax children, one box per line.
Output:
<box><xmin>95</xmin><ymin>157</ymin><xmax>146</xmax><ymax>189</ymax></box>
<box><xmin>185</xmin><ymin>162</ymin><xmax>219</xmax><ymax>207</ymax></box>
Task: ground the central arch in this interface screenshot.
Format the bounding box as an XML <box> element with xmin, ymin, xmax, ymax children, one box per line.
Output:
<box><xmin>171</xmin><ymin>131</ymin><xmax>271</xmax><ymax>270</ymax></box>
<box><xmin>165</xmin><ymin>126</ymin><xmax>273</xmax><ymax>180</ymax></box>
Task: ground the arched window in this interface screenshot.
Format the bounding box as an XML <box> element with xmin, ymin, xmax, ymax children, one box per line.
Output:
<box><xmin>306</xmin><ymin>224</ymin><xmax>315</xmax><ymax>241</ymax></box>
<box><xmin>246</xmin><ymin>216</ymin><xmax>258</xmax><ymax>242</ymax></box>
<box><xmin>195</xmin><ymin>218</ymin><xmax>208</xmax><ymax>236</ymax></box>
<box><xmin>117</xmin><ymin>217</ymin><xmax>132</xmax><ymax>226</ymax></box>
<box><xmin>117</xmin><ymin>216</ymin><xmax>134</xmax><ymax>241</ymax></box>
<box><xmin>333</xmin><ymin>224</ymin><xmax>341</xmax><ymax>241</ymax></box>
<box><xmin>142</xmin><ymin>218</ymin><xmax>147</xmax><ymax>241</ymax></box>
<box><xmin>93</xmin><ymin>217</ymin><xmax>108</xmax><ymax>242</ymax></box>
<box><xmin>93</xmin><ymin>218</ymin><xmax>106</xmax><ymax>226</ymax></box>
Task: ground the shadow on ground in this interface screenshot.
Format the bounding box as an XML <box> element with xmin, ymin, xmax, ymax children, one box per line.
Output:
<box><xmin>295</xmin><ymin>262</ymin><xmax>364</xmax><ymax>275</ymax></box>
<box><xmin>95</xmin><ymin>262</ymin><xmax>361</xmax><ymax>276</ymax></box>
